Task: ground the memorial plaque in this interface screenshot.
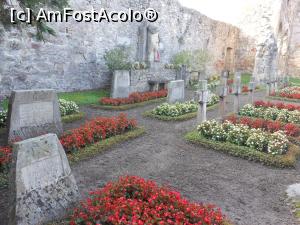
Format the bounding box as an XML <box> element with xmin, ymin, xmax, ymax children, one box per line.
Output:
<box><xmin>7</xmin><ymin>89</ymin><xmax>62</xmax><ymax>143</ymax></box>
<box><xmin>111</xmin><ymin>70</ymin><xmax>131</xmax><ymax>98</ymax></box>
<box><xmin>9</xmin><ymin>134</ymin><xmax>79</xmax><ymax>225</ymax></box>
<box><xmin>168</xmin><ymin>80</ymin><xmax>185</xmax><ymax>103</ymax></box>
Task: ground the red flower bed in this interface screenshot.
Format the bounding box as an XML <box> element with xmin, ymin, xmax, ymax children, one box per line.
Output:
<box><xmin>69</xmin><ymin>176</ymin><xmax>226</xmax><ymax>225</ymax></box>
<box><xmin>226</xmin><ymin>115</ymin><xmax>300</xmax><ymax>137</ymax></box>
<box><xmin>100</xmin><ymin>90</ymin><xmax>168</xmax><ymax>106</ymax></box>
<box><xmin>60</xmin><ymin>113</ymin><xmax>137</xmax><ymax>152</ymax></box>
<box><xmin>0</xmin><ymin>146</ymin><xmax>12</xmax><ymax>171</ymax></box>
<box><xmin>254</xmin><ymin>100</ymin><xmax>300</xmax><ymax>111</ymax></box>
<box><xmin>242</xmin><ymin>85</ymin><xmax>249</xmax><ymax>93</ymax></box>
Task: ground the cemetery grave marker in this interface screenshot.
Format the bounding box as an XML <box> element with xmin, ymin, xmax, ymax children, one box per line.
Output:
<box><xmin>9</xmin><ymin>133</ymin><xmax>79</xmax><ymax>225</ymax></box>
<box><xmin>233</xmin><ymin>72</ymin><xmax>241</xmax><ymax>114</ymax></box>
<box><xmin>197</xmin><ymin>80</ymin><xmax>209</xmax><ymax>124</ymax></box>
<box><xmin>111</xmin><ymin>70</ymin><xmax>131</xmax><ymax>98</ymax></box>
<box><xmin>168</xmin><ymin>80</ymin><xmax>185</xmax><ymax>103</ymax></box>
<box><xmin>217</xmin><ymin>74</ymin><xmax>228</xmax><ymax>121</ymax></box>
<box><xmin>7</xmin><ymin>89</ymin><xmax>63</xmax><ymax>143</ymax></box>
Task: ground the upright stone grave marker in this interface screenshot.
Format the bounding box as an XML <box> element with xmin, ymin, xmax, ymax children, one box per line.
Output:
<box><xmin>233</xmin><ymin>72</ymin><xmax>241</xmax><ymax>114</ymax></box>
<box><xmin>168</xmin><ymin>80</ymin><xmax>185</xmax><ymax>103</ymax></box>
<box><xmin>111</xmin><ymin>70</ymin><xmax>130</xmax><ymax>98</ymax></box>
<box><xmin>197</xmin><ymin>80</ymin><xmax>209</xmax><ymax>124</ymax></box>
<box><xmin>248</xmin><ymin>80</ymin><xmax>256</xmax><ymax>104</ymax></box>
<box><xmin>7</xmin><ymin>89</ymin><xmax>63</xmax><ymax>143</ymax></box>
<box><xmin>217</xmin><ymin>75</ymin><xmax>228</xmax><ymax>121</ymax></box>
<box><xmin>9</xmin><ymin>133</ymin><xmax>79</xmax><ymax>225</ymax></box>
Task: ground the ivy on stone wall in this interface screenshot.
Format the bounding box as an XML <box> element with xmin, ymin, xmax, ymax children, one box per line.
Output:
<box><xmin>0</xmin><ymin>0</ymin><xmax>68</xmax><ymax>40</ymax></box>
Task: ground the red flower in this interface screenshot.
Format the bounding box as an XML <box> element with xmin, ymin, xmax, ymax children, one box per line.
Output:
<box><xmin>69</xmin><ymin>176</ymin><xmax>226</xmax><ymax>225</ymax></box>
<box><xmin>60</xmin><ymin>114</ymin><xmax>137</xmax><ymax>152</ymax></box>
<box><xmin>284</xmin><ymin>123</ymin><xmax>300</xmax><ymax>137</ymax></box>
<box><xmin>0</xmin><ymin>146</ymin><xmax>12</xmax><ymax>170</ymax></box>
<box><xmin>100</xmin><ymin>90</ymin><xmax>167</xmax><ymax>106</ymax></box>
<box><xmin>242</xmin><ymin>85</ymin><xmax>249</xmax><ymax>93</ymax></box>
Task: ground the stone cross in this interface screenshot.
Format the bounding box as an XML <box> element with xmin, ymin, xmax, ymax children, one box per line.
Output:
<box><xmin>248</xmin><ymin>81</ymin><xmax>256</xmax><ymax>104</ymax></box>
<box><xmin>217</xmin><ymin>76</ymin><xmax>228</xmax><ymax>121</ymax></box>
<box><xmin>9</xmin><ymin>133</ymin><xmax>79</xmax><ymax>225</ymax></box>
<box><xmin>197</xmin><ymin>80</ymin><xmax>209</xmax><ymax>124</ymax></box>
<box><xmin>233</xmin><ymin>72</ymin><xmax>241</xmax><ymax>114</ymax></box>
<box><xmin>283</xmin><ymin>76</ymin><xmax>289</xmax><ymax>88</ymax></box>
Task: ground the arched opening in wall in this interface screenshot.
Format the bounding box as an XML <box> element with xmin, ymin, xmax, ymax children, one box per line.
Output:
<box><xmin>225</xmin><ymin>47</ymin><xmax>234</xmax><ymax>73</ymax></box>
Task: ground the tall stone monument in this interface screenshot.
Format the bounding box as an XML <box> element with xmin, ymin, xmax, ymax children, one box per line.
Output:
<box><xmin>233</xmin><ymin>72</ymin><xmax>242</xmax><ymax>114</ymax></box>
<box><xmin>168</xmin><ymin>80</ymin><xmax>185</xmax><ymax>103</ymax></box>
<box><xmin>7</xmin><ymin>89</ymin><xmax>63</xmax><ymax>143</ymax></box>
<box><xmin>9</xmin><ymin>133</ymin><xmax>79</xmax><ymax>225</ymax></box>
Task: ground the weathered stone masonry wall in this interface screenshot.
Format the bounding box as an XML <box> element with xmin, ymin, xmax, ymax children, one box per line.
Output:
<box><xmin>0</xmin><ymin>0</ymin><xmax>251</xmax><ymax>95</ymax></box>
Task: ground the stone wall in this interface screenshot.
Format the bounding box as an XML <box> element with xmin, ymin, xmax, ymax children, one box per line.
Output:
<box><xmin>0</xmin><ymin>0</ymin><xmax>253</xmax><ymax>95</ymax></box>
<box><xmin>277</xmin><ymin>0</ymin><xmax>300</xmax><ymax>77</ymax></box>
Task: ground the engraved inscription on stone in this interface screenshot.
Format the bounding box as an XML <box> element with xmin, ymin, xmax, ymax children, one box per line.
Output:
<box><xmin>21</xmin><ymin>156</ymin><xmax>63</xmax><ymax>190</ymax></box>
<box><xmin>19</xmin><ymin>102</ymin><xmax>54</xmax><ymax>127</ymax></box>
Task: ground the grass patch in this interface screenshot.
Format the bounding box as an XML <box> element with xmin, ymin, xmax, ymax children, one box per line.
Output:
<box><xmin>143</xmin><ymin>103</ymin><xmax>219</xmax><ymax>121</ymax></box>
<box><xmin>290</xmin><ymin>77</ymin><xmax>300</xmax><ymax>86</ymax></box>
<box><xmin>90</xmin><ymin>98</ymin><xmax>166</xmax><ymax>111</ymax></box>
<box><xmin>241</xmin><ymin>73</ymin><xmax>252</xmax><ymax>84</ymax></box>
<box><xmin>1</xmin><ymin>99</ymin><xmax>8</xmax><ymax>110</ymax></box>
<box><xmin>68</xmin><ymin>127</ymin><xmax>145</xmax><ymax>164</ymax></box>
<box><xmin>185</xmin><ymin>131</ymin><xmax>300</xmax><ymax>168</ymax></box>
<box><xmin>58</xmin><ymin>89</ymin><xmax>109</xmax><ymax>105</ymax></box>
<box><xmin>61</xmin><ymin>112</ymin><xmax>85</xmax><ymax>123</ymax></box>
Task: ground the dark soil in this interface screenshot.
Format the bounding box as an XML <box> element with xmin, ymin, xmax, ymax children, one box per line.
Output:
<box><xmin>1</xmin><ymin>90</ymin><xmax>300</xmax><ymax>225</ymax></box>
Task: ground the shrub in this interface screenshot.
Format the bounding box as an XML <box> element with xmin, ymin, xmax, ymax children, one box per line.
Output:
<box><xmin>225</xmin><ymin>116</ymin><xmax>300</xmax><ymax>137</ymax></box>
<box><xmin>103</xmin><ymin>46</ymin><xmax>132</xmax><ymax>71</ymax></box>
<box><xmin>69</xmin><ymin>176</ymin><xmax>226</xmax><ymax>225</ymax></box>
<box><xmin>198</xmin><ymin>120</ymin><xmax>289</xmax><ymax>155</ymax></box>
<box><xmin>0</xmin><ymin>146</ymin><xmax>12</xmax><ymax>172</ymax></box>
<box><xmin>254</xmin><ymin>100</ymin><xmax>300</xmax><ymax>111</ymax></box>
<box><xmin>239</xmin><ymin>103</ymin><xmax>300</xmax><ymax>124</ymax></box>
<box><xmin>60</xmin><ymin>113</ymin><xmax>137</xmax><ymax>152</ymax></box>
<box><xmin>100</xmin><ymin>90</ymin><xmax>167</xmax><ymax>106</ymax></box>
<box><xmin>246</xmin><ymin>129</ymin><xmax>268</xmax><ymax>151</ymax></box>
<box><xmin>59</xmin><ymin>99</ymin><xmax>79</xmax><ymax>116</ymax></box>
<box><xmin>0</xmin><ymin>110</ymin><xmax>7</xmax><ymax>128</ymax></box>
<box><xmin>268</xmin><ymin>131</ymin><xmax>289</xmax><ymax>155</ymax></box>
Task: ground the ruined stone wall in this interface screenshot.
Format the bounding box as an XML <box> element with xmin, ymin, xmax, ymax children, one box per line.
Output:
<box><xmin>277</xmin><ymin>0</ymin><xmax>300</xmax><ymax>77</ymax></box>
<box><xmin>0</xmin><ymin>0</ymin><xmax>252</xmax><ymax>95</ymax></box>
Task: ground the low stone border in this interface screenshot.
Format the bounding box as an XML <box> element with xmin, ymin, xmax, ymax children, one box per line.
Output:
<box><xmin>185</xmin><ymin>131</ymin><xmax>300</xmax><ymax>168</ymax></box>
<box><xmin>89</xmin><ymin>98</ymin><xmax>166</xmax><ymax>111</ymax></box>
<box><xmin>143</xmin><ymin>104</ymin><xmax>219</xmax><ymax>121</ymax></box>
<box><xmin>61</xmin><ymin>112</ymin><xmax>85</xmax><ymax>123</ymax></box>
<box><xmin>267</xmin><ymin>96</ymin><xmax>300</xmax><ymax>103</ymax></box>
<box><xmin>0</xmin><ymin>128</ymin><xmax>145</xmax><ymax>188</ymax></box>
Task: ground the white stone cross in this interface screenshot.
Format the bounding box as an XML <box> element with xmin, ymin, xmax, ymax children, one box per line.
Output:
<box><xmin>197</xmin><ymin>80</ymin><xmax>209</xmax><ymax>124</ymax></box>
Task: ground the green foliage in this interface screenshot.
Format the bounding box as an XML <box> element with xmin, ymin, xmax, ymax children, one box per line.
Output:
<box><xmin>61</xmin><ymin>112</ymin><xmax>85</xmax><ymax>123</ymax></box>
<box><xmin>171</xmin><ymin>49</ymin><xmax>210</xmax><ymax>71</ymax></box>
<box><xmin>1</xmin><ymin>0</ymin><xmax>68</xmax><ymax>40</ymax></box>
<box><xmin>171</xmin><ymin>50</ymin><xmax>193</xmax><ymax>70</ymax></box>
<box><xmin>58</xmin><ymin>89</ymin><xmax>109</xmax><ymax>105</ymax></box>
<box><xmin>191</xmin><ymin>49</ymin><xmax>211</xmax><ymax>72</ymax></box>
<box><xmin>103</xmin><ymin>46</ymin><xmax>132</xmax><ymax>71</ymax></box>
<box><xmin>185</xmin><ymin>131</ymin><xmax>300</xmax><ymax>168</ymax></box>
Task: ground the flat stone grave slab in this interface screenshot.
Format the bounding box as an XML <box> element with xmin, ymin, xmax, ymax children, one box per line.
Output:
<box><xmin>9</xmin><ymin>133</ymin><xmax>79</xmax><ymax>225</ymax></box>
<box><xmin>7</xmin><ymin>89</ymin><xmax>63</xmax><ymax>143</ymax></box>
<box><xmin>168</xmin><ymin>80</ymin><xmax>185</xmax><ymax>103</ymax></box>
<box><xmin>111</xmin><ymin>70</ymin><xmax>130</xmax><ymax>98</ymax></box>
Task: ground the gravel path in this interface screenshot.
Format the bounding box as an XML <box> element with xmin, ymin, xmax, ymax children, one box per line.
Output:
<box><xmin>1</xmin><ymin>90</ymin><xmax>300</xmax><ymax>225</ymax></box>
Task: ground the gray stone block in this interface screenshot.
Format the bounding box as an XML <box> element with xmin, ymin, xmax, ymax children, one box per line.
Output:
<box><xmin>7</xmin><ymin>89</ymin><xmax>63</xmax><ymax>143</ymax></box>
<box><xmin>111</xmin><ymin>70</ymin><xmax>130</xmax><ymax>98</ymax></box>
<box><xmin>9</xmin><ymin>133</ymin><xmax>80</xmax><ymax>225</ymax></box>
<box><xmin>168</xmin><ymin>80</ymin><xmax>185</xmax><ymax>103</ymax></box>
